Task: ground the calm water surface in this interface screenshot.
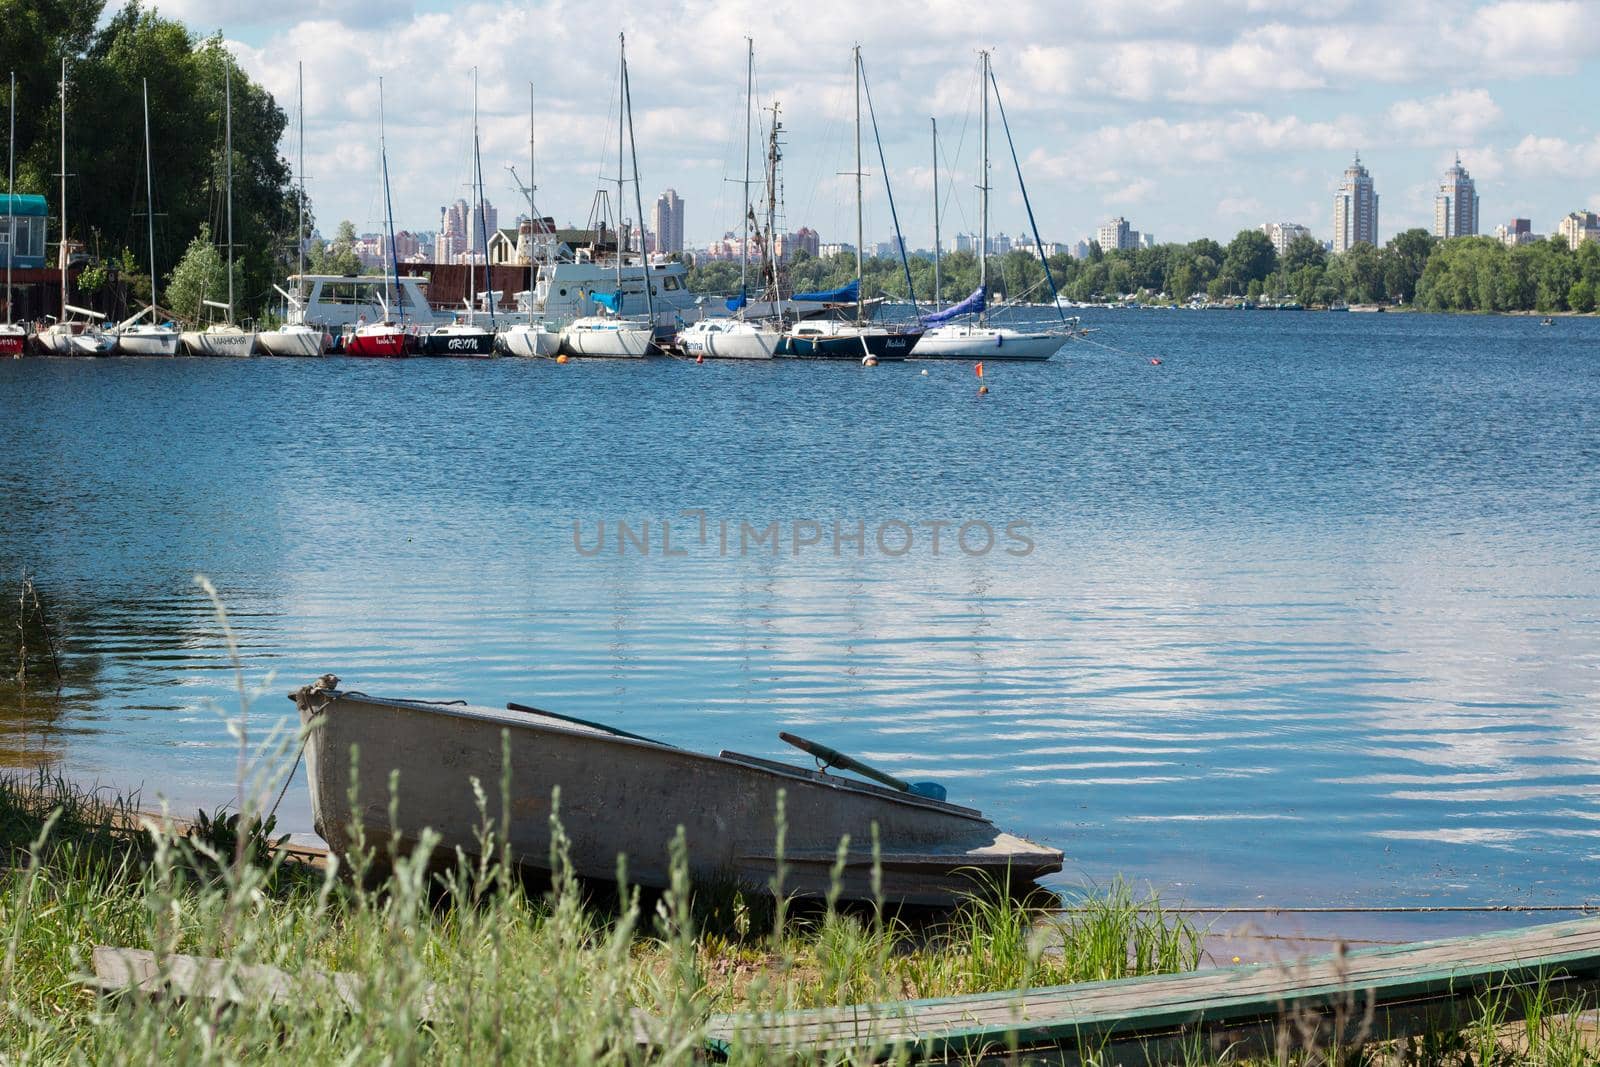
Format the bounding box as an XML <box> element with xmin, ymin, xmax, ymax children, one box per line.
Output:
<box><xmin>3</xmin><ymin>310</ymin><xmax>1598</xmax><ymax>918</ymax></box>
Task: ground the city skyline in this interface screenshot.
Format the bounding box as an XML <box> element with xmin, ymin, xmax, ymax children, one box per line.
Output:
<box><xmin>192</xmin><ymin>0</ymin><xmax>1599</xmax><ymax>253</ymax></box>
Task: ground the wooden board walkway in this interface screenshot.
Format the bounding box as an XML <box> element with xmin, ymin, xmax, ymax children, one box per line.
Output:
<box><xmin>694</xmin><ymin>916</ymin><xmax>1600</xmax><ymax>1064</ymax></box>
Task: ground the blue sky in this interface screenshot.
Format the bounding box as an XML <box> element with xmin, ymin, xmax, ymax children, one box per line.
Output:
<box><xmin>167</xmin><ymin>0</ymin><xmax>1600</xmax><ymax>249</ymax></box>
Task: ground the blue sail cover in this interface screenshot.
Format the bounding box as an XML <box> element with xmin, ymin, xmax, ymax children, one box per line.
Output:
<box><xmin>591</xmin><ymin>291</ymin><xmax>622</xmax><ymax>313</ymax></box>
<box><xmin>920</xmin><ymin>286</ymin><xmax>985</xmax><ymax>325</ymax></box>
<box><xmin>792</xmin><ymin>279</ymin><xmax>859</xmax><ymax>303</ymax></box>
<box><xmin>725</xmin><ymin>289</ymin><xmax>747</xmax><ymax>312</ymax></box>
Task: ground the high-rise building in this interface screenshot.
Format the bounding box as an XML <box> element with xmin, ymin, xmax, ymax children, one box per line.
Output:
<box><xmin>652</xmin><ymin>189</ymin><xmax>684</xmax><ymax>255</ymax></box>
<box><xmin>1494</xmin><ymin>219</ymin><xmax>1534</xmax><ymax>247</ymax></box>
<box><xmin>1096</xmin><ymin>217</ymin><xmax>1131</xmax><ymax>252</ymax></box>
<box><xmin>1260</xmin><ymin>222</ymin><xmax>1313</xmax><ymax>258</ymax></box>
<box><xmin>1433</xmin><ymin>155</ymin><xmax>1479</xmax><ymax>238</ymax></box>
<box><xmin>1558</xmin><ymin>211</ymin><xmax>1600</xmax><ymax>249</ymax></box>
<box><xmin>1332</xmin><ymin>154</ymin><xmax>1379</xmax><ymax>253</ymax></box>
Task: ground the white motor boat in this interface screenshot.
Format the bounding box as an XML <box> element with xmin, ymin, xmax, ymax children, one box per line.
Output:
<box><xmin>559</xmin><ymin>315</ymin><xmax>653</xmax><ymax>358</ymax></box>
<box><xmin>114</xmin><ymin>321</ymin><xmax>181</xmax><ymax>356</ymax></box>
<box><xmin>181</xmin><ymin>323</ymin><xmax>257</xmax><ymax>357</ymax></box>
<box><xmin>677</xmin><ymin>316</ymin><xmax>780</xmax><ymax>359</ymax></box>
<box><xmin>257</xmin><ymin>322</ymin><xmax>330</xmax><ymax>357</ymax></box>
<box><xmin>0</xmin><ymin>322</ymin><xmax>26</xmax><ymax>357</ymax></box>
<box><xmin>498</xmin><ymin>321</ymin><xmax>560</xmax><ymax>357</ymax></box>
<box><xmin>913</xmin><ymin>323</ymin><xmax>1067</xmax><ymax>361</ymax></box>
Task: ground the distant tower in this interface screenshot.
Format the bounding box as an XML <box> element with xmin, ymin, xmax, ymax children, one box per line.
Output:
<box><xmin>1433</xmin><ymin>154</ymin><xmax>1479</xmax><ymax>238</ymax></box>
<box><xmin>1332</xmin><ymin>153</ymin><xmax>1379</xmax><ymax>253</ymax></box>
<box><xmin>652</xmin><ymin>189</ymin><xmax>684</xmax><ymax>255</ymax></box>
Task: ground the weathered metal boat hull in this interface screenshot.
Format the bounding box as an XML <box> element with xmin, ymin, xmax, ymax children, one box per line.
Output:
<box><xmin>294</xmin><ymin>687</ymin><xmax>1061</xmax><ymax>905</ymax></box>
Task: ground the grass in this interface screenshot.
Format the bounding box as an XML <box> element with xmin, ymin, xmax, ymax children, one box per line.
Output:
<box><xmin>4</xmin><ymin>579</ymin><xmax>1598</xmax><ymax>1064</ymax></box>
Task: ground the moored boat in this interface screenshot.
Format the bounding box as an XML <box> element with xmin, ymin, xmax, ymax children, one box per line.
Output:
<box><xmin>782</xmin><ymin>318</ymin><xmax>921</xmax><ymax>360</ymax></box>
<box><xmin>344</xmin><ymin>320</ymin><xmax>408</xmax><ymax>357</ymax></box>
<box><xmin>292</xmin><ymin>677</ymin><xmax>1063</xmax><ymax>905</ymax></box>
<box><xmin>0</xmin><ymin>322</ymin><xmax>25</xmax><ymax>357</ymax></box>
<box><xmin>498</xmin><ymin>320</ymin><xmax>560</xmax><ymax>357</ymax></box>
<box><xmin>181</xmin><ymin>323</ymin><xmax>257</xmax><ymax>357</ymax></box>
<box><xmin>114</xmin><ymin>81</ymin><xmax>180</xmax><ymax>358</ymax></box>
<box><xmin>257</xmin><ymin>322</ymin><xmax>329</xmax><ymax>357</ymax></box>
<box><xmin>180</xmin><ymin>63</ymin><xmax>254</xmax><ymax>357</ymax></box>
<box><xmin>421</xmin><ymin>319</ymin><xmax>495</xmax><ymax>357</ymax></box>
<box><xmin>678</xmin><ymin>316</ymin><xmax>780</xmax><ymax>359</ymax></box>
<box><xmin>559</xmin><ymin>314</ymin><xmax>652</xmax><ymax>357</ymax></box>
<box><xmin>115</xmin><ymin>320</ymin><xmax>181</xmax><ymax>356</ymax></box>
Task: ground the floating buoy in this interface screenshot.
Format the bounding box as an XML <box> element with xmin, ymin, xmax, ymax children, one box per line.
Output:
<box><xmin>556</xmin><ymin>353</ymin><xmax>569</xmax><ymax>364</ymax></box>
<box><xmin>920</xmin><ymin>369</ymin><xmax>928</xmax><ymax>376</ymax></box>
<box><xmin>1149</xmin><ymin>357</ymin><xmax>1162</xmax><ymax>365</ymax></box>
<box><xmin>862</xmin><ymin>355</ymin><xmax>878</xmax><ymax>367</ymax></box>
<box><xmin>978</xmin><ymin>384</ymin><xmax>989</xmax><ymax>396</ymax></box>
<box><xmin>695</xmin><ymin>352</ymin><xmax>704</xmax><ymax>364</ymax></box>
<box><xmin>974</xmin><ymin>361</ymin><xmax>985</xmax><ymax>378</ymax></box>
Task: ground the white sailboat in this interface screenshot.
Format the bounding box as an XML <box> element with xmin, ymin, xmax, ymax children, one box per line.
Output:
<box><xmin>260</xmin><ymin>63</ymin><xmax>328</xmax><ymax>357</ymax></box>
<box><xmin>115</xmin><ymin>80</ymin><xmax>180</xmax><ymax>356</ymax></box>
<box><xmin>913</xmin><ymin>51</ymin><xmax>1072</xmax><ymax>362</ymax></box>
<box><xmin>677</xmin><ymin>39</ymin><xmax>779</xmax><ymax>361</ymax></box>
<box><xmin>37</xmin><ymin>59</ymin><xmax>113</xmax><ymax>356</ymax></box>
<box><xmin>499</xmin><ymin>82</ymin><xmax>559</xmax><ymax>358</ymax></box>
<box><xmin>560</xmin><ymin>33</ymin><xmax>655</xmax><ymax>359</ymax></box>
<box><xmin>182</xmin><ymin>63</ymin><xmax>257</xmax><ymax>356</ymax></box>
<box><xmin>2</xmin><ymin>71</ymin><xmax>28</xmax><ymax>357</ymax></box>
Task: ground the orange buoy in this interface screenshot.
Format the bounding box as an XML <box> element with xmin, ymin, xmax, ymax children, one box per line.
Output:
<box><xmin>556</xmin><ymin>353</ymin><xmax>569</xmax><ymax>364</ymax></box>
<box><xmin>1150</xmin><ymin>357</ymin><xmax>1162</xmax><ymax>365</ymax></box>
<box><xmin>696</xmin><ymin>352</ymin><xmax>704</xmax><ymax>364</ymax></box>
<box><xmin>978</xmin><ymin>384</ymin><xmax>989</xmax><ymax>396</ymax></box>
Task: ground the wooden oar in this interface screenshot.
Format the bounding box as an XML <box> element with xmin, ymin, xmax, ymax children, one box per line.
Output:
<box><xmin>506</xmin><ymin>703</ymin><xmax>668</xmax><ymax>746</ymax></box>
<box><xmin>778</xmin><ymin>732</ymin><xmax>947</xmax><ymax>801</ymax></box>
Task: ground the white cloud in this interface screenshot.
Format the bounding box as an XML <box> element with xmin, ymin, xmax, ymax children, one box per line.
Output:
<box><xmin>1386</xmin><ymin>90</ymin><xmax>1503</xmax><ymax>148</ymax></box>
<box><xmin>1508</xmin><ymin>134</ymin><xmax>1600</xmax><ymax>179</ymax></box>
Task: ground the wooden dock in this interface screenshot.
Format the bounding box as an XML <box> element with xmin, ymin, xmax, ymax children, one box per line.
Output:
<box><xmin>693</xmin><ymin>916</ymin><xmax>1600</xmax><ymax>1064</ymax></box>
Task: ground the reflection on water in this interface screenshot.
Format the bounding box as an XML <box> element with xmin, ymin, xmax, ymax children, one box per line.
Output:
<box><xmin>1</xmin><ymin>309</ymin><xmax>1598</xmax><ymax>911</ymax></box>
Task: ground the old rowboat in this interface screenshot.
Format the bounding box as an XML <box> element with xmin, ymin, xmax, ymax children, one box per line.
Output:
<box><xmin>291</xmin><ymin>678</ymin><xmax>1062</xmax><ymax>906</ymax></box>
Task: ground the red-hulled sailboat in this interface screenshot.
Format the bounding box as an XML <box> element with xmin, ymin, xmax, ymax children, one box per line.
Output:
<box><xmin>345</xmin><ymin>78</ymin><xmax>411</xmax><ymax>360</ymax></box>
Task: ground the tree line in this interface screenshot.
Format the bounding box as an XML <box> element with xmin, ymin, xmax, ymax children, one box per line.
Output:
<box><xmin>687</xmin><ymin>229</ymin><xmax>1600</xmax><ymax>313</ymax></box>
<box><xmin>2</xmin><ymin>0</ymin><xmax>298</xmax><ymax>321</ymax></box>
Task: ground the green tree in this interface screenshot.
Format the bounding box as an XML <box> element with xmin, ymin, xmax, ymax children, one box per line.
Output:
<box><xmin>1569</xmin><ymin>279</ymin><xmax>1597</xmax><ymax>313</ymax></box>
<box><xmin>165</xmin><ymin>223</ymin><xmax>235</xmax><ymax>322</ymax></box>
<box><xmin>308</xmin><ymin>220</ymin><xmax>362</xmax><ymax>277</ymax></box>
<box><xmin>1380</xmin><ymin>229</ymin><xmax>1435</xmax><ymax>305</ymax></box>
<box><xmin>1281</xmin><ymin>235</ymin><xmax>1326</xmax><ymax>275</ymax></box>
<box><xmin>1222</xmin><ymin>230</ymin><xmax>1277</xmax><ymax>286</ymax></box>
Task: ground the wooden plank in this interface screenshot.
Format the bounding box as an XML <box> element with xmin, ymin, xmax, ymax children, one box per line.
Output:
<box><xmin>90</xmin><ymin>947</ymin><xmax>433</xmax><ymax>1021</ymax></box>
<box><xmin>698</xmin><ymin>917</ymin><xmax>1600</xmax><ymax>1060</ymax></box>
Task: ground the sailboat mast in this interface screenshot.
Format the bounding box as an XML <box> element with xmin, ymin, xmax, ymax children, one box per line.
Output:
<box><xmin>469</xmin><ymin>69</ymin><xmax>478</xmax><ymax>321</ymax></box>
<box><xmin>978</xmin><ymin>50</ymin><xmax>988</xmax><ymax>303</ymax></box>
<box><xmin>537</xmin><ymin>80</ymin><xmax>544</xmax><ymax>326</ymax></box>
<box><xmin>7</xmin><ymin>71</ymin><xmax>14</xmax><ymax>325</ymax></box>
<box><xmin>739</xmin><ymin>37</ymin><xmax>752</xmax><ymax>306</ymax></box>
<box><xmin>58</xmin><ymin>58</ymin><xmax>65</xmax><ymax>317</ymax></box>
<box><xmin>378</xmin><ymin>78</ymin><xmax>397</xmax><ymax>319</ymax></box>
<box><xmin>622</xmin><ymin>35</ymin><xmax>655</xmax><ymax>331</ymax></box>
<box><xmin>853</xmin><ymin>45</ymin><xmax>863</xmax><ymax>324</ymax></box>
<box><xmin>225</xmin><ymin>62</ymin><xmax>233</xmax><ymax>322</ymax></box>
<box><xmin>615</xmin><ymin>35</ymin><xmax>624</xmax><ymax>296</ymax></box>
<box><xmin>474</xmin><ymin>83</ymin><xmax>492</xmax><ymax>325</ymax></box>
<box><xmin>931</xmin><ymin>116</ymin><xmax>940</xmax><ymax>309</ymax></box>
<box><xmin>142</xmin><ymin>80</ymin><xmax>156</xmax><ymax>312</ymax></box>
<box><xmin>296</xmin><ymin>62</ymin><xmax>304</xmax><ymax>283</ymax></box>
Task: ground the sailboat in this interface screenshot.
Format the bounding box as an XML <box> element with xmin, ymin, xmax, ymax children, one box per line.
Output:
<box><xmin>181</xmin><ymin>62</ymin><xmax>258</xmax><ymax>356</ymax></box>
<box><xmin>259</xmin><ymin>63</ymin><xmax>329</xmax><ymax>357</ymax></box>
<box><xmin>345</xmin><ymin>78</ymin><xmax>409</xmax><ymax>358</ymax></box>
<box><xmin>780</xmin><ymin>47</ymin><xmax>921</xmax><ymax>360</ymax></box>
<box><xmin>1</xmin><ymin>71</ymin><xmax>28</xmax><ymax>357</ymax></box>
<box><xmin>677</xmin><ymin>39</ymin><xmax>781</xmax><ymax>361</ymax></box>
<box><xmin>559</xmin><ymin>33</ymin><xmax>655</xmax><ymax>359</ymax></box>
<box><xmin>498</xmin><ymin>83</ymin><xmax>560</xmax><ymax>358</ymax></box>
<box><xmin>423</xmin><ymin>69</ymin><xmax>495</xmax><ymax>357</ymax></box>
<box><xmin>913</xmin><ymin>51</ymin><xmax>1072</xmax><ymax>362</ymax></box>
<box><xmin>37</xmin><ymin>59</ymin><xmax>114</xmax><ymax>356</ymax></box>
<box><xmin>114</xmin><ymin>80</ymin><xmax>180</xmax><ymax>356</ymax></box>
